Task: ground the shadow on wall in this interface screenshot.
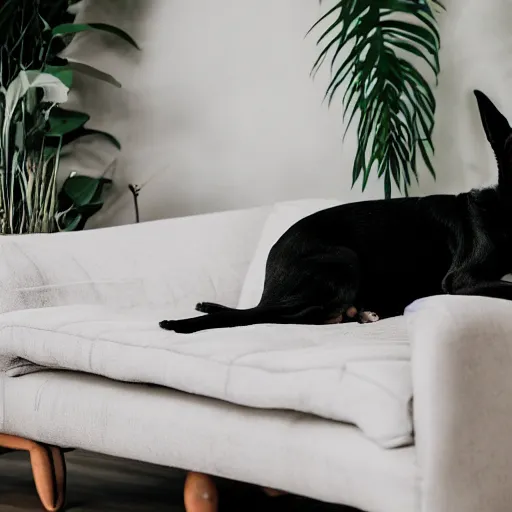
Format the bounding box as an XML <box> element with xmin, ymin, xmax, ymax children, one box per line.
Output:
<box><xmin>64</xmin><ymin>0</ymin><xmax>512</xmax><ymax>227</ymax></box>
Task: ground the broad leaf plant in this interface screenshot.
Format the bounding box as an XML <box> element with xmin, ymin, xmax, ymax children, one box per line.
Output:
<box><xmin>0</xmin><ymin>0</ymin><xmax>138</xmax><ymax>234</ymax></box>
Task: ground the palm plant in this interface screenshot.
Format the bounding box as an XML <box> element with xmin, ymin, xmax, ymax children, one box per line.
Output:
<box><xmin>0</xmin><ymin>0</ymin><xmax>138</xmax><ymax>234</ymax></box>
<box><xmin>310</xmin><ymin>0</ymin><xmax>444</xmax><ymax>198</ymax></box>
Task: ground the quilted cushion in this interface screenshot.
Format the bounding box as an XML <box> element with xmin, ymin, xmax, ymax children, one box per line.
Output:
<box><xmin>0</xmin><ymin>304</ymin><xmax>412</xmax><ymax>449</ymax></box>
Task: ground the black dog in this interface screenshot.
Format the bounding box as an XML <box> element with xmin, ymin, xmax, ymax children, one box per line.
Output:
<box><xmin>160</xmin><ymin>90</ymin><xmax>512</xmax><ymax>334</ymax></box>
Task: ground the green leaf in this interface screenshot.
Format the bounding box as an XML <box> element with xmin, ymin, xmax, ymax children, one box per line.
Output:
<box><xmin>43</xmin><ymin>66</ymin><xmax>73</xmax><ymax>88</ymax></box>
<box><xmin>325</xmin><ymin>43</ymin><xmax>361</xmax><ymax>101</ymax></box>
<box><xmin>382</xmin><ymin>25</ymin><xmax>437</xmax><ymax>56</ymax></box>
<box><xmin>309</xmin><ymin>0</ymin><xmax>441</xmax><ymax>197</ymax></box>
<box><xmin>314</xmin><ymin>10</ymin><xmax>344</xmax><ymax>47</ymax></box>
<box><xmin>381</xmin><ymin>19</ymin><xmax>439</xmax><ymax>51</ymax></box>
<box><xmin>384</xmin><ymin>170</ymin><xmax>392</xmax><ymax>199</ymax></box>
<box><xmin>61</xmin><ymin>175</ymin><xmax>101</xmax><ymax>206</ymax></box>
<box><xmin>43</xmin><ymin>147</ymin><xmax>57</xmax><ymax>159</ymax></box>
<box><xmin>389</xmin><ymin>39</ymin><xmax>438</xmax><ymax>76</ymax></box>
<box><xmin>52</xmin><ymin>23</ymin><xmax>140</xmax><ymax>49</ymax></box>
<box><xmin>61</xmin><ymin>127</ymin><xmax>121</xmax><ymax>149</ymax></box>
<box><xmin>55</xmin><ymin>209</ymin><xmax>83</xmax><ymax>232</ymax></box>
<box><xmin>46</xmin><ymin>107</ymin><xmax>90</xmax><ymax>137</ymax></box>
<box><xmin>57</xmin><ymin>174</ymin><xmax>112</xmax><ymax>231</ymax></box>
<box><xmin>418</xmin><ymin>139</ymin><xmax>436</xmax><ymax>178</ymax></box>
<box><xmin>66</xmin><ymin>61</ymin><xmax>122</xmax><ymax>88</ymax></box>
<box><xmin>415</xmin><ymin>9</ymin><xmax>442</xmax><ymax>48</ymax></box>
<box><xmin>44</xmin><ymin>62</ymin><xmax>122</xmax><ymax>88</ymax></box>
<box><xmin>307</xmin><ymin>2</ymin><xmax>345</xmax><ymax>38</ymax></box>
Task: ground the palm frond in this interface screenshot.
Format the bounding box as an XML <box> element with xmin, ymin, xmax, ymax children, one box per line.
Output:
<box><xmin>311</xmin><ymin>0</ymin><xmax>443</xmax><ymax>198</ymax></box>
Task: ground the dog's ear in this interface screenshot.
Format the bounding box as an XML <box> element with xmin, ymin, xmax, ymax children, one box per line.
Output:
<box><xmin>474</xmin><ymin>90</ymin><xmax>512</xmax><ymax>187</ymax></box>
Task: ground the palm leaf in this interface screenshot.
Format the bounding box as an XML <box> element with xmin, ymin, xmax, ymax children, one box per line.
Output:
<box><xmin>52</xmin><ymin>23</ymin><xmax>140</xmax><ymax>49</ymax></box>
<box><xmin>312</xmin><ymin>0</ymin><xmax>443</xmax><ymax>198</ymax></box>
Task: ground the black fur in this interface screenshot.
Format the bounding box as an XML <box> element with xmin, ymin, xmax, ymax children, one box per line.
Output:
<box><xmin>160</xmin><ymin>90</ymin><xmax>512</xmax><ymax>334</ymax></box>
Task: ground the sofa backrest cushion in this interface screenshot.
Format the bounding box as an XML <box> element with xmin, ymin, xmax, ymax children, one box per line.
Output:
<box><xmin>0</xmin><ymin>206</ymin><xmax>270</xmax><ymax>314</ymax></box>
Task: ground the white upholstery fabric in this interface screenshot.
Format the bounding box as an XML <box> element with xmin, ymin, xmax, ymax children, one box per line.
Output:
<box><xmin>405</xmin><ymin>295</ymin><xmax>512</xmax><ymax>512</ymax></box>
<box><xmin>0</xmin><ymin>304</ymin><xmax>412</xmax><ymax>449</ymax></box>
<box><xmin>238</xmin><ymin>199</ymin><xmax>341</xmax><ymax>308</ymax></box>
<box><xmin>0</xmin><ymin>205</ymin><xmax>269</xmax><ymax>314</ymax></box>
<box><xmin>0</xmin><ymin>371</ymin><xmax>417</xmax><ymax>512</ymax></box>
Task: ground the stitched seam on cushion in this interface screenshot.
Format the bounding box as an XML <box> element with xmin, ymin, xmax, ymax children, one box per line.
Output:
<box><xmin>343</xmin><ymin>371</ymin><xmax>414</xmax><ymax>445</ymax></box>
<box><xmin>232</xmin><ymin>352</ymin><xmax>410</xmax><ymax>367</ymax></box>
<box><xmin>221</xmin><ymin>347</ymin><xmax>408</xmax><ymax>397</ymax></box>
<box><xmin>344</xmin><ymin>366</ymin><xmax>412</xmax><ymax>403</ymax></box>
<box><xmin>343</xmin><ymin>367</ymin><xmax>414</xmax><ymax>445</ymax></box>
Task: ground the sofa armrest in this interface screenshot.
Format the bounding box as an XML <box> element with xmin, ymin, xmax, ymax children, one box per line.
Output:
<box><xmin>406</xmin><ymin>295</ymin><xmax>512</xmax><ymax>512</ymax></box>
<box><xmin>0</xmin><ymin>206</ymin><xmax>269</xmax><ymax>313</ymax></box>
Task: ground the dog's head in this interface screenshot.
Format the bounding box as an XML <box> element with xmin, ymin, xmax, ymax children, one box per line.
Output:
<box><xmin>474</xmin><ymin>90</ymin><xmax>512</xmax><ymax>191</ymax></box>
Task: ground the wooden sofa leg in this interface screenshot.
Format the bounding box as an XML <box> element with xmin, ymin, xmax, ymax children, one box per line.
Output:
<box><xmin>184</xmin><ymin>472</ymin><xmax>218</xmax><ymax>512</ymax></box>
<box><xmin>0</xmin><ymin>434</ymin><xmax>66</xmax><ymax>512</ymax></box>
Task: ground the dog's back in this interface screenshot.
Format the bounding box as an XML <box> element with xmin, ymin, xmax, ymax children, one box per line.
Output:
<box><xmin>264</xmin><ymin>195</ymin><xmax>463</xmax><ymax>318</ymax></box>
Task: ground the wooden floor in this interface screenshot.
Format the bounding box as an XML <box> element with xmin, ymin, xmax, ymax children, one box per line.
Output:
<box><xmin>0</xmin><ymin>449</ymin><xmax>361</xmax><ymax>511</ymax></box>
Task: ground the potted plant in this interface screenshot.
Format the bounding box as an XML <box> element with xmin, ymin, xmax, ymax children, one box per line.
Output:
<box><xmin>311</xmin><ymin>0</ymin><xmax>444</xmax><ymax>198</ymax></box>
<box><xmin>0</xmin><ymin>0</ymin><xmax>139</xmax><ymax>234</ymax></box>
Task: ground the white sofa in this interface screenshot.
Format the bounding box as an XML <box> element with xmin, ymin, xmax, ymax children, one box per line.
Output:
<box><xmin>1</xmin><ymin>199</ymin><xmax>512</xmax><ymax>512</ymax></box>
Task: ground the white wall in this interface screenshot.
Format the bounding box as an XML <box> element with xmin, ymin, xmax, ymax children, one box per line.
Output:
<box><xmin>63</xmin><ymin>0</ymin><xmax>512</xmax><ymax>227</ymax></box>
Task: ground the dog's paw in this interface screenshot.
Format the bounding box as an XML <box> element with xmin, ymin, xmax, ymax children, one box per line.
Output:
<box><xmin>195</xmin><ymin>302</ymin><xmax>209</xmax><ymax>313</ymax></box>
<box><xmin>159</xmin><ymin>319</ymin><xmax>197</xmax><ymax>334</ymax></box>
<box><xmin>159</xmin><ymin>320</ymin><xmax>176</xmax><ymax>331</ymax></box>
<box><xmin>325</xmin><ymin>306</ymin><xmax>359</xmax><ymax>324</ymax></box>
<box><xmin>359</xmin><ymin>311</ymin><xmax>380</xmax><ymax>324</ymax></box>
<box><xmin>195</xmin><ymin>302</ymin><xmax>227</xmax><ymax>314</ymax></box>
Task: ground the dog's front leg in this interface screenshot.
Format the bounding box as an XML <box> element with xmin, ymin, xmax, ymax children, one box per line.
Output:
<box><xmin>455</xmin><ymin>280</ymin><xmax>512</xmax><ymax>301</ymax></box>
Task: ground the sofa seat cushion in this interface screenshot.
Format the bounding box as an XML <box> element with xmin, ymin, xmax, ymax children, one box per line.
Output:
<box><xmin>0</xmin><ymin>304</ymin><xmax>412</xmax><ymax>449</ymax></box>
